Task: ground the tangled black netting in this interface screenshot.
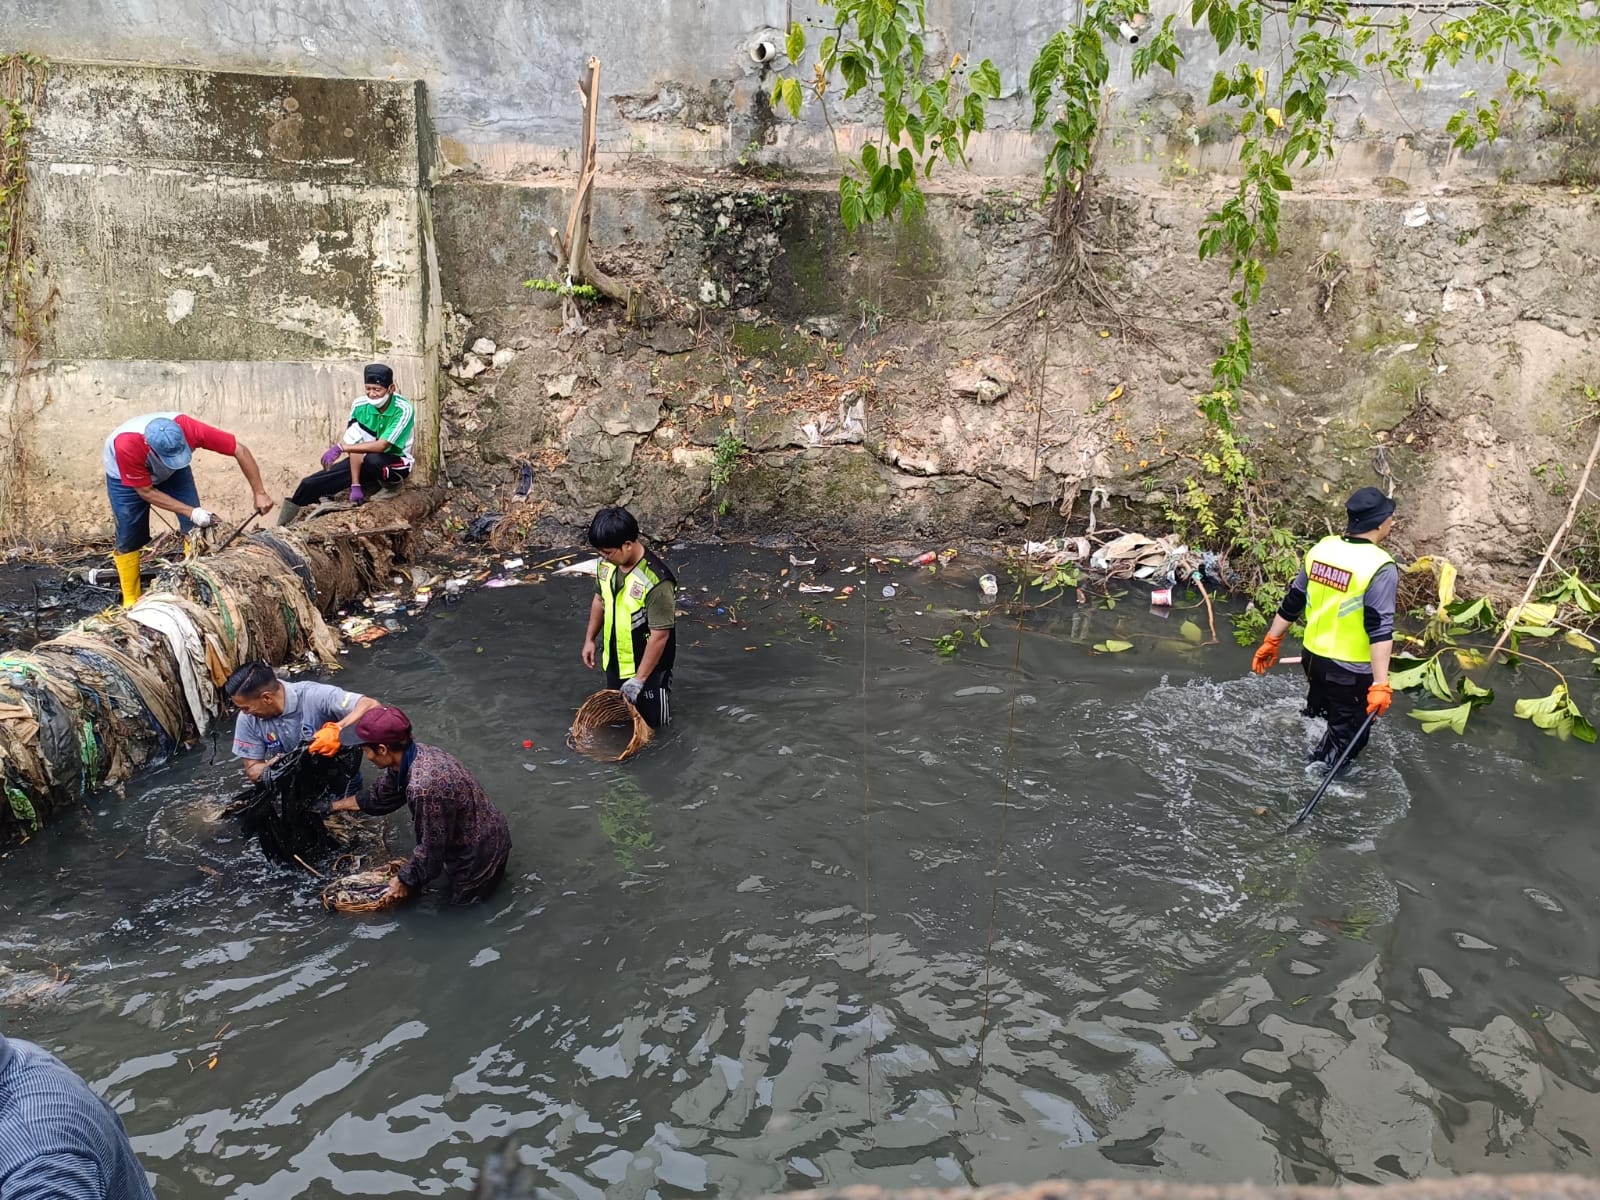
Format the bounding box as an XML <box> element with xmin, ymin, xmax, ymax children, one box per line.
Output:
<box><xmin>224</xmin><ymin>744</ymin><xmax>364</xmax><ymax>866</ymax></box>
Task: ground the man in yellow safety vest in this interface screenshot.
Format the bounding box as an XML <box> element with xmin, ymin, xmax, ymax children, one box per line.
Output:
<box><xmin>580</xmin><ymin>506</ymin><xmax>678</xmax><ymax>728</ymax></box>
<box><xmin>1250</xmin><ymin>487</ymin><xmax>1398</xmax><ymax>769</ymax></box>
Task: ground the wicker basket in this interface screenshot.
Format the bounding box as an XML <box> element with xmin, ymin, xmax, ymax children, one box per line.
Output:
<box><xmin>567</xmin><ymin>688</ymin><xmax>654</xmax><ymax>762</ymax></box>
<box><xmin>321</xmin><ymin>857</ymin><xmax>409</xmax><ymax>913</ymax></box>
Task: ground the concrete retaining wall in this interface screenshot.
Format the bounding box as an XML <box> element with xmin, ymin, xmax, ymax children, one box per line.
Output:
<box><xmin>8</xmin><ymin>2</ymin><xmax>1600</xmax><ymax>184</ymax></box>
<box><xmin>2</xmin><ymin>60</ymin><xmax>440</xmax><ymax>542</ymax></box>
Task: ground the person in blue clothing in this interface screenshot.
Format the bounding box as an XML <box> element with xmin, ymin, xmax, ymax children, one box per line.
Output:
<box><xmin>0</xmin><ymin>1026</ymin><xmax>156</xmax><ymax>1199</ymax></box>
<box><xmin>225</xmin><ymin>661</ymin><xmax>380</xmax><ymax>784</ymax></box>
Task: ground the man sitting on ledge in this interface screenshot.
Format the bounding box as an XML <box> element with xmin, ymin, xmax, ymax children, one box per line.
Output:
<box><xmin>278</xmin><ymin>362</ymin><xmax>415</xmax><ymax>525</ymax></box>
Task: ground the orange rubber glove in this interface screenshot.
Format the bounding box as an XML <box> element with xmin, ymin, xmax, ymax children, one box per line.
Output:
<box><xmin>1251</xmin><ymin>633</ymin><xmax>1283</xmax><ymax>675</ymax></box>
<box><xmin>1366</xmin><ymin>682</ymin><xmax>1392</xmax><ymax>716</ymax></box>
<box><xmin>307</xmin><ymin>721</ymin><xmax>343</xmax><ymax>756</ymax></box>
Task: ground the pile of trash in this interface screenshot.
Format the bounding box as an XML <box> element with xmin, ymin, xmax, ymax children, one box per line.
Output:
<box><xmin>0</xmin><ymin>519</ymin><xmax>420</xmax><ymax>845</ymax></box>
<box><xmin>1027</xmin><ymin>531</ymin><xmax>1234</xmax><ymax>590</ymax></box>
<box><xmin>0</xmin><ymin>595</ymin><xmax>242</xmax><ymax>841</ymax></box>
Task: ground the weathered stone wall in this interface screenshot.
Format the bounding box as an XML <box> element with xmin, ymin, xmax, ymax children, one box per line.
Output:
<box><xmin>2</xmin><ymin>60</ymin><xmax>439</xmax><ymax>542</ymax></box>
<box><xmin>0</xmin><ymin>41</ymin><xmax>1595</xmax><ymax>584</ymax></box>
<box><xmin>8</xmin><ymin>1</ymin><xmax>1600</xmax><ymax>186</ymax></box>
<box><xmin>433</xmin><ymin>173</ymin><xmax>1600</xmax><ymax>586</ymax></box>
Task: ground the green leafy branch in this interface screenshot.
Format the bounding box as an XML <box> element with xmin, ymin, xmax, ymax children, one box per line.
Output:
<box><xmin>1396</xmin><ymin>558</ymin><xmax>1598</xmax><ymax>741</ymax></box>
<box><xmin>1163</xmin><ymin>426</ymin><xmax>1300</xmax><ymax>641</ymax></box>
<box><xmin>933</xmin><ymin>624</ymin><xmax>989</xmax><ymax>656</ymax></box>
<box><xmin>1027</xmin><ymin>2</ymin><xmax>1181</xmax><ymax>202</ymax></box>
<box><xmin>772</xmin><ymin>1</ymin><xmax>1001</xmax><ymax>229</ymax></box>
<box><xmin>1189</xmin><ymin>0</ymin><xmax>1599</xmax><ymax>427</ymax></box>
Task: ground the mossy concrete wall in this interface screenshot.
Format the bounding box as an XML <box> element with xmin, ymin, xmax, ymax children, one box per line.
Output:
<box><xmin>3</xmin><ymin>61</ymin><xmax>440</xmax><ymax>542</ymax></box>
<box><xmin>435</xmin><ymin>173</ymin><xmax>1600</xmax><ymax>584</ymax></box>
<box><xmin>9</xmin><ymin>1</ymin><xmax>1600</xmax><ymax>187</ymax></box>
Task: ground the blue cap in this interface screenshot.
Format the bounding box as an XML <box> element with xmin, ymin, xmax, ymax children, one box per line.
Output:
<box><xmin>144</xmin><ymin>418</ymin><xmax>192</xmax><ymax>471</ymax></box>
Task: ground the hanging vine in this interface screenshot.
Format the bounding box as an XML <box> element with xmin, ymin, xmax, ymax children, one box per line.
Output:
<box><xmin>1</xmin><ymin>52</ymin><xmax>54</xmax><ymax>536</ymax></box>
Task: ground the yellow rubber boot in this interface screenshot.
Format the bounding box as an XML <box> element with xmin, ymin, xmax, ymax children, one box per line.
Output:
<box><xmin>113</xmin><ymin>549</ymin><xmax>143</xmax><ymax>607</ymax></box>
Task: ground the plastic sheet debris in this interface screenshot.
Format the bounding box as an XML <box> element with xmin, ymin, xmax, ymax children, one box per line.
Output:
<box><xmin>510</xmin><ymin>463</ymin><xmax>534</xmax><ymax>504</ymax></box>
<box><xmin>1024</xmin><ymin>536</ymin><xmax>1090</xmax><ymax>565</ymax></box>
<box><xmin>339</xmin><ymin>616</ymin><xmax>388</xmax><ymax>645</ymax></box>
<box><xmin>801</xmin><ymin>392</ymin><xmax>867</xmax><ymax>446</ymax></box>
<box><xmin>1090</xmin><ymin>532</ymin><xmax>1171</xmax><ymax>574</ymax></box>
<box><xmin>125</xmin><ymin>596</ymin><xmax>232</xmax><ymax>735</ymax></box>
<box><xmin>554</xmin><ymin>558</ymin><xmax>602</xmax><ymax>577</ymax></box>
<box><xmin>798</xmin><ymin>584</ymin><xmax>834</xmax><ymax>594</ymax></box>
<box><xmin>462</xmin><ymin>514</ymin><xmax>502</xmax><ymax>543</ymax></box>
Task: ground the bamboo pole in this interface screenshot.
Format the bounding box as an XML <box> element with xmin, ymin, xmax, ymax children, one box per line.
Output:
<box><xmin>560</xmin><ymin>57</ymin><xmax>631</xmax><ymax>309</ymax></box>
<box><xmin>1482</xmin><ymin>415</ymin><xmax>1600</xmax><ymax>669</ymax></box>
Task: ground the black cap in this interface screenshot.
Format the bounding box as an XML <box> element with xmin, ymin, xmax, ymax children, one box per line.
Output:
<box><xmin>364</xmin><ymin>363</ymin><xmax>394</xmax><ymax>388</ymax></box>
<box><xmin>1346</xmin><ymin>486</ymin><xmax>1396</xmax><ymax>535</ymax></box>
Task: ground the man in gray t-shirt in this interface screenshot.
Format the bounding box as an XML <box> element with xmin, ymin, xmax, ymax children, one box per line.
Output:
<box><xmin>225</xmin><ymin>662</ymin><xmax>379</xmax><ymax>782</ymax></box>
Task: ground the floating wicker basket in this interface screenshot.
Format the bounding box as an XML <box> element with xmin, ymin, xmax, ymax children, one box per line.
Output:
<box><xmin>321</xmin><ymin>857</ymin><xmax>409</xmax><ymax>913</ymax></box>
<box><xmin>567</xmin><ymin>688</ymin><xmax>654</xmax><ymax>762</ymax></box>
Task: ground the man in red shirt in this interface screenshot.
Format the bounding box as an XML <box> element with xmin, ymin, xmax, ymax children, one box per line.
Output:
<box><xmin>103</xmin><ymin>412</ymin><xmax>275</xmax><ymax>606</ymax></box>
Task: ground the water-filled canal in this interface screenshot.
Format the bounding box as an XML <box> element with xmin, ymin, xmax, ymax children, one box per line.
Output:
<box><xmin>1</xmin><ymin>545</ymin><xmax>1596</xmax><ymax>1196</ymax></box>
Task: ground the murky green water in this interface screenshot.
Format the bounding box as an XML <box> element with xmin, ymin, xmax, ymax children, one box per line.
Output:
<box><xmin>2</xmin><ymin>545</ymin><xmax>1597</xmax><ymax>1196</ymax></box>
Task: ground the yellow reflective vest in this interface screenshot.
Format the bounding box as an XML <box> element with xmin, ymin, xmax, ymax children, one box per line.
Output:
<box><xmin>598</xmin><ymin>551</ymin><xmax>677</xmax><ymax>680</ymax></box>
<box><xmin>1302</xmin><ymin>535</ymin><xmax>1394</xmax><ymax>663</ymax></box>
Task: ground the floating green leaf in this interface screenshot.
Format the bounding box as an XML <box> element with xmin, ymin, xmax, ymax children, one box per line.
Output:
<box><xmin>1408</xmin><ymin>702</ymin><xmax>1473</xmax><ymax>735</ymax></box>
<box><xmin>1093</xmin><ymin>639</ymin><xmax>1133</xmax><ymax>653</ymax></box>
<box><xmin>1514</xmin><ymin>685</ymin><xmax>1566</xmax><ymax>723</ymax></box>
<box><xmin>1437</xmin><ymin>560</ymin><xmax>1458</xmax><ymax>607</ymax></box>
<box><xmin>1388</xmin><ymin>657</ymin><xmax>1431</xmax><ymax>691</ymax></box>
<box><xmin>1564</xmin><ymin>628</ymin><xmax>1596</xmax><ymax>652</ymax></box>
<box><xmin>1460</xmin><ymin>677</ymin><xmax>1493</xmax><ymax>704</ymax></box>
<box><xmin>1449</xmin><ymin>597</ymin><xmax>1495</xmax><ymax>629</ymax></box>
<box><xmin>1545</xmin><ymin>571</ymin><xmax>1600</xmax><ymax>614</ymax></box>
<box><xmin>1512</xmin><ymin>683</ymin><xmax>1590</xmax><ymax>739</ymax></box>
<box><xmin>1509</xmin><ymin>601</ymin><xmax>1558</xmax><ymax>628</ymax></box>
<box><xmin>1422</xmin><ymin>656</ymin><xmax>1454</xmax><ymax>702</ymax></box>
<box><xmin>1180</xmin><ymin>619</ymin><xmax>1203</xmax><ymax>644</ymax></box>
